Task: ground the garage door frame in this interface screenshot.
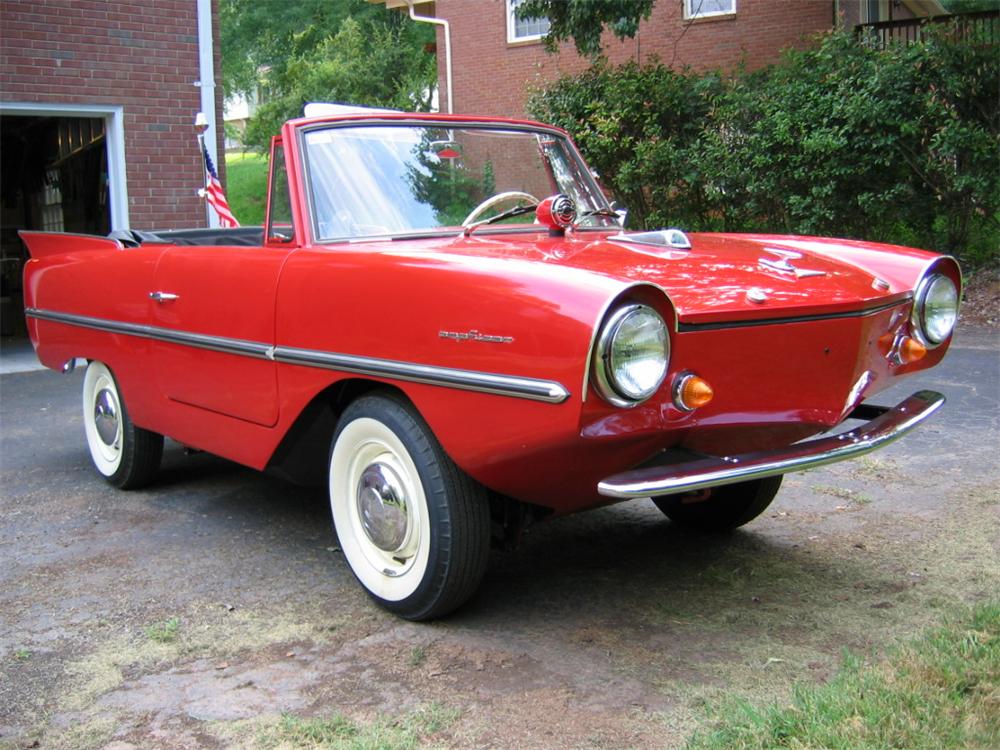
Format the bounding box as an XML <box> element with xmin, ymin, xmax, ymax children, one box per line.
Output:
<box><xmin>0</xmin><ymin>101</ymin><xmax>129</xmax><ymax>230</ymax></box>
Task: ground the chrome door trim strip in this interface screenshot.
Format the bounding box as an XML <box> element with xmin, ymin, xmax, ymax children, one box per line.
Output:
<box><xmin>272</xmin><ymin>345</ymin><xmax>569</xmax><ymax>403</ymax></box>
<box><xmin>25</xmin><ymin>307</ymin><xmax>570</xmax><ymax>404</ymax></box>
<box><xmin>27</xmin><ymin>307</ymin><xmax>149</xmax><ymax>337</ymax></box>
<box><xmin>25</xmin><ymin>308</ymin><xmax>271</xmax><ymax>359</ymax></box>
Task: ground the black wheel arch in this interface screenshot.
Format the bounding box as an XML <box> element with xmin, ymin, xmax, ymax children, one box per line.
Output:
<box><xmin>265</xmin><ymin>378</ymin><xmax>411</xmax><ymax>486</ymax></box>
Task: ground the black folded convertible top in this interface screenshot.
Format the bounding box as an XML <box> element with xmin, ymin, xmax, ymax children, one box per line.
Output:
<box><xmin>108</xmin><ymin>227</ymin><xmax>264</xmax><ymax>247</ymax></box>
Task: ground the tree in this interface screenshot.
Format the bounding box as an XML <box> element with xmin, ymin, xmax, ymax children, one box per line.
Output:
<box><xmin>515</xmin><ymin>0</ymin><xmax>654</xmax><ymax>57</ymax></box>
<box><xmin>222</xmin><ymin>0</ymin><xmax>359</xmax><ymax>99</ymax></box>
<box><xmin>940</xmin><ymin>0</ymin><xmax>1000</xmax><ymax>12</ymax></box>
<box><xmin>221</xmin><ymin>0</ymin><xmax>436</xmax><ymax>150</ymax></box>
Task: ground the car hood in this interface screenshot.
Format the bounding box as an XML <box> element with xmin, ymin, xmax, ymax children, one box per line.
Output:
<box><xmin>409</xmin><ymin>229</ymin><xmax>937</xmax><ymax>325</ymax></box>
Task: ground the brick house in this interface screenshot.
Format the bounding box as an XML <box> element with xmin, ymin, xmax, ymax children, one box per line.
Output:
<box><xmin>372</xmin><ymin>0</ymin><xmax>946</xmax><ymax>117</ymax></box>
<box><xmin>0</xmin><ymin>0</ymin><xmax>225</xmax><ymax>336</ymax></box>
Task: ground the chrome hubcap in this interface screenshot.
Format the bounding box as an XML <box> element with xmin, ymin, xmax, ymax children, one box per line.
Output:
<box><xmin>356</xmin><ymin>462</ymin><xmax>409</xmax><ymax>552</ymax></box>
<box><xmin>93</xmin><ymin>388</ymin><xmax>119</xmax><ymax>446</ymax></box>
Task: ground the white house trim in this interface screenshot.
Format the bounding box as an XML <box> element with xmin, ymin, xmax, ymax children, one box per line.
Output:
<box><xmin>0</xmin><ymin>101</ymin><xmax>130</xmax><ymax>230</ymax></box>
<box><xmin>506</xmin><ymin>0</ymin><xmax>551</xmax><ymax>44</ymax></box>
<box><xmin>683</xmin><ymin>0</ymin><xmax>737</xmax><ymax>21</ymax></box>
<box><xmin>196</xmin><ymin>0</ymin><xmax>218</xmax><ymax>227</ymax></box>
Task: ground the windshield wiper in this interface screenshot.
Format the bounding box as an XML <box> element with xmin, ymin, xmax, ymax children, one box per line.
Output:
<box><xmin>576</xmin><ymin>207</ymin><xmax>623</xmax><ymax>224</ymax></box>
<box><xmin>463</xmin><ymin>205</ymin><xmax>537</xmax><ymax>236</ymax></box>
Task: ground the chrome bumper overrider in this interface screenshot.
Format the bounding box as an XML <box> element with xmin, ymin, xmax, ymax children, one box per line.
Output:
<box><xmin>597</xmin><ymin>390</ymin><xmax>945</xmax><ymax>499</ymax></box>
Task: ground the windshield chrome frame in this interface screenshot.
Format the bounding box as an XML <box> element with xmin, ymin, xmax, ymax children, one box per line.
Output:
<box><xmin>296</xmin><ymin>118</ymin><xmax>613</xmax><ymax>245</ymax></box>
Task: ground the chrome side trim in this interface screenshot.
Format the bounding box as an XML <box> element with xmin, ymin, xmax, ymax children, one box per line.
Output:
<box><xmin>27</xmin><ymin>308</ymin><xmax>149</xmax><ymax>338</ymax></box>
<box><xmin>597</xmin><ymin>390</ymin><xmax>944</xmax><ymax>498</ymax></box>
<box><xmin>25</xmin><ymin>307</ymin><xmax>570</xmax><ymax>404</ymax></box>
<box><xmin>273</xmin><ymin>346</ymin><xmax>569</xmax><ymax>403</ymax></box>
<box><xmin>148</xmin><ymin>326</ymin><xmax>272</xmax><ymax>359</ymax></box>
<box><xmin>25</xmin><ymin>308</ymin><xmax>271</xmax><ymax>359</ymax></box>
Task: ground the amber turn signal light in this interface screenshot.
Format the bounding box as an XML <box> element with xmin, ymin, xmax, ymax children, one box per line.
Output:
<box><xmin>673</xmin><ymin>373</ymin><xmax>714</xmax><ymax>412</ymax></box>
<box><xmin>898</xmin><ymin>336</ymin><xmax>927</xmax><ymax>364</ymax></box>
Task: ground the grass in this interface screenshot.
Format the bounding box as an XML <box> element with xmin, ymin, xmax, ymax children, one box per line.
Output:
<box><xmin>254</xmin><ymin>702</ymin><xmax>460</xmax><ymax>750</ymax></box>
<box><xmin>143</xmin><ymin>617</ymin><xmax>180</xmax><ymax>643</ymax></box>
<box><xmin>616</xmin><ymin>484</ymin><xmax>1000</xmax><ymax>745</ymax></box>
<box><xmin>409</xmin><ymin>645</ymin><xmax>427</xmax><ymax>667</ymax></box>
<box><xmin>685</xmin><ymin>602</ymin><xmax>1000</xmax><ymax>750</ymax></box>
<box><xmin>812</xmin><ymin>484</ymin><xmax>872</xmax><ymax>505</ymax></box>
<box><xmin>225</xmin><ymin>151</ymin><xmax>269</xmax><ymax>227</ymax></box>
<box><xmin>62</xmin><ymin>604</ymin><xmax>328</xmax><ymax>711</ymax></box>
<box><xmin>855</xmin><ymin>456</ymin><xmax>900</xmax><ymax>481</ymax></box>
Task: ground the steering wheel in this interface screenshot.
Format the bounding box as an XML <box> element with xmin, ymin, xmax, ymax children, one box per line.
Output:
<box><xmin>461</xmin><ymin>191</ymin><xmax>540</xmax><ymax>227</ymax></box>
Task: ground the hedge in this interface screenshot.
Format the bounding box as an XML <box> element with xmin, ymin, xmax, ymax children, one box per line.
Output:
<box><xmin>528</xmin><ymin>26</ymin><xmax>999</xmax><ymax>267</ymax></box>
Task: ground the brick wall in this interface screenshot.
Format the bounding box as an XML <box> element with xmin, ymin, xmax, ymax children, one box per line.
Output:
<box><xmin>433</xmin><ymin>0</ymin><xmax>835</xmax><ymax>117</ymax></box>
<box><xmin>0</xmin><ymin>0</ymin><xmax>225</xmax><ymax>230</ymax></box>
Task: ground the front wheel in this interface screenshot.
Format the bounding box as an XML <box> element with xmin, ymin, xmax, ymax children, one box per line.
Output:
<box><xmin>652</xmin><ymin>476</ymin><xmax>783</xmax><ymax>532</ymax></box>
<box><xmin>82</xmin><ymin>361</ymin><xmax>163</xmax><ymax>489</ymax></box>
<box><xmin>329</xmin><ymin>393</ymin><xmax>490</xmax><ymax>620</ymax></box>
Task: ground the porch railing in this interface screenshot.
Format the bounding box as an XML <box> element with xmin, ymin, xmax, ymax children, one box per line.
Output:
<box><xmin>855</xmin><ymin>9</ymin><xmax>999</xmax><ymax>49</ymax></box>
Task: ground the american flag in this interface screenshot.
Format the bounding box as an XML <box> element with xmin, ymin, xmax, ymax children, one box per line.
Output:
<box><xmin>200</xmin><ymin>143</ymin><xmax>239</xmax><ymax>227</ymax></box>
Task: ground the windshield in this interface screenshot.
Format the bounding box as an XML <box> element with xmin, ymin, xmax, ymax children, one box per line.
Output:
<box><xmin>301</xmin><ymin>122</ymin><xmax>614</xmax><ymax>241</ymax></box>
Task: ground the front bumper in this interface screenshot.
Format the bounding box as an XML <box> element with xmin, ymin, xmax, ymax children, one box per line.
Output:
<box><xmin>597</xmin><ymin>390</ymin><xmax>944</xmax><ymax>499</ymax></box>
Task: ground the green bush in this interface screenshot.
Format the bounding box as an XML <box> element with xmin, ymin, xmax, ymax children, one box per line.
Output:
<box><xmin>529</xmin><ymin>26</ymin><xmax>999</xmax><ymax>266</ymax></box>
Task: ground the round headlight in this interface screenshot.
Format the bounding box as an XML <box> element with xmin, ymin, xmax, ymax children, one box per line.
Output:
<box><xmin>593</xmin><ymin>304</ymin><xmax>669</xmax><ymax>406</ymax></box>
<box><xmin>911</xmin><ymin>273</ymin><xmax>958</xmax><ymax>347</ymax></box>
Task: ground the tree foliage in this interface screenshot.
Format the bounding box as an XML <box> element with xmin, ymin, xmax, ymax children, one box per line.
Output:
<box><xmin>941</xmin><ymin>0</ymin><xmax>1000</xmax><ymax>13</ymax></box>
<box><xmin>515</xmin><ymin>0</ymin><xmax>654</xmax><ymax>57</ymax></box>
<box><xmin>529</xmin><ymin>26</ymin><xmax>999</xmax><ymax>265</ymax></box>
<box><xmin>221</xmin><ymin>0</ymin><xmax>435</xmax><ymax>150</ymax></box>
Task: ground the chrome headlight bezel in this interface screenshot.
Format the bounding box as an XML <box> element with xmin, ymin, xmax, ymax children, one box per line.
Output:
<box><xmin>592</xmin><ymin>304</ymin><xmax>670</xmax><ymax>408</ymax></box>
<box><xmin>910</xmin><ymin>272</ymin><xmax>958</xmax><ymax>348</ymax></box>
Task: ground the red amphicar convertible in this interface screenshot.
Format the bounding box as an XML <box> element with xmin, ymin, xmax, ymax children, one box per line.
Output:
<box><xmin>21</xmin><ymin>110</ymin><xmax>960</xmax><ymax>618</ymax></box>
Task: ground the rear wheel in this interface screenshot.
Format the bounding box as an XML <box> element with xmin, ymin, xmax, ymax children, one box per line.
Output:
<box><xmin>652</xmin><ymin>476</ymin><xmax>783</xmax><ymax>532</ymax></box>
<box><xmin>82</xmin><ymin>361</ymin><xmax>163</xmax><ymax>489</ymax></box>
<box><xmin>329</xmin><ymin>393</ymin><xmax>490</xmax><ymax>620</ymax></box>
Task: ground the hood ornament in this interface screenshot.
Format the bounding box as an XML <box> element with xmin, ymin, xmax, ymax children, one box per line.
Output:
<box><xmin>759</xmin><ymin>247</ymin><xmax>826</xmax><ymax>279</ymax></box>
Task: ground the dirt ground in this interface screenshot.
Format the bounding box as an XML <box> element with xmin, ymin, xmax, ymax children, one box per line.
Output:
<box><xmin>1</xmin><ymin>324</ymin><xmax>997</xmax><ymax>750</ymax></box>
<box><xmin>961</xmin><ymin>268</ymin><xmax>1000</xmax><ymax>327</ymax></box>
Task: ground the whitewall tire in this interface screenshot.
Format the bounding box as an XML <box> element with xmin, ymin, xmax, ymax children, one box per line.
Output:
<box><xmin>329</xmin><ymin>393</ymin><xmax>490</xmax><ymax>620</ymax></box>
<box><xmin>82</xmin><ymin>361</ymin><xmax>162</xmax><ymax>489</ymax></box>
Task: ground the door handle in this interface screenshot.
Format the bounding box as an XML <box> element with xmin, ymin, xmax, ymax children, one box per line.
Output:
<box><xmin>149</xmin><ymin>291</ymin><xmax>180</xmax><ymax>303</ymax></box>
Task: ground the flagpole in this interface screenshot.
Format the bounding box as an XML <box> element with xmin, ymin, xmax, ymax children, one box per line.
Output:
<box><xmin>194</xmin><ymin>112</ymin><xmax>215</xmax><ymax>228</ymax></box>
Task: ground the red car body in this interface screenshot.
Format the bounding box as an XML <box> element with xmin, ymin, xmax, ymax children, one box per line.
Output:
<box><xmin>20</xmin><ymin>112</ymin><xmax>960</xmax><ymax>618</ymax></box>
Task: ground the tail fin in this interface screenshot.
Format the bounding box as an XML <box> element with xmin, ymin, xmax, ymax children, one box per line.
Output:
<box><xmin>19</xmin><ymin>231</ymin><xmax>122</xmax><ymax>260</ymax></box>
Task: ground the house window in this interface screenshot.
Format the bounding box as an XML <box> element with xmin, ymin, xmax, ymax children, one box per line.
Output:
<box><xmin>507</xmin><ymin>0</ymin><xmax>551</xmax><ymax>43</ymax></box>
<box><xmin>862</xmin><ymin>0</ymin><xmax>889</xmax><ymax>23</ymax></box>
<box><xmin>683</xmin><ymin>0</ymin><xmax>736</xmax><ymax>20</ymax></box>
